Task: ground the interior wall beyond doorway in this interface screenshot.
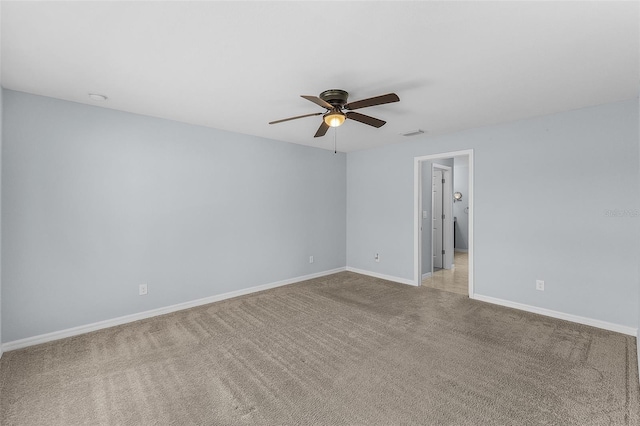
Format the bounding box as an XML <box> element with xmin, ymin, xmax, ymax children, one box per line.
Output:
<box><xmin>453</xmin><ymin>157</ymin><xmax>469</xmax><ymax>250</ymax></box>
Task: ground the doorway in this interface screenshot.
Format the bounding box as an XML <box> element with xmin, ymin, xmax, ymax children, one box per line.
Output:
<box><xmin>413</xmin><ymin>150</ymin><xmax>474</xmax><ymax>296</ymax></box>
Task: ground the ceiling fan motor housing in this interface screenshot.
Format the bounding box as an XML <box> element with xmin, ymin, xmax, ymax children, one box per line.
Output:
<box><xmin>319</xmin><ymin>89</ymin><xmax>349</xmax><ymax>107</ymax></box>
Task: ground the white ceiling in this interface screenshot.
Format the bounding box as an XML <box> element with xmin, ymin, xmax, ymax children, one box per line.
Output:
<box><xmin>2</xmin><ymin>1</ymin><xmax>638</xmax><ymax>152</ymax></box>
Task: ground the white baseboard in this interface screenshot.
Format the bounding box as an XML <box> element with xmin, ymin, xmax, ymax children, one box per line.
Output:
<box><xmin>346</xmin><ymin>267</ymin><xmax>417</xmax><ymax>286</ymax></box>
<box><xmin>2</xmin><ymin>267</ymin><xmax>346</xmax><ymax>353</ymax></box>
<box><xmin>454</xmin><ymin>248</ymin><xmax>468</xmax><ymax>253</ymax></box>
<box><xmin>422</xmin><ymin>272</ymin><xmax>432</xmax><ymax>280</ymax></box>
<box><xmin>472</xmin><ymin>294</ymin><xmax>638</xmax><ymax>336</ymax></box>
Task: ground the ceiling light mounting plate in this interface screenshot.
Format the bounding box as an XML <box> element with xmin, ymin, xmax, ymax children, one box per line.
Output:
<box><xmin>319</xmin><ymin>89</ymin><xmax>349</xmax><ymax>107</ymax></box>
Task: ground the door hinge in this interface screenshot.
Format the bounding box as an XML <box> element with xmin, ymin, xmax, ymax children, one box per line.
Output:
<box><xmin>442</xmin><ymin>179</ymin><xmax>445</xmax><ymax>184</ymax></box>
<box><xmin>442</xmin><ymin>250</ymin><xmax>445</xmax><ymax>255</ymax></box>
<box><xmin>442</xmin><ymin>214</ymin><xmax>445</xmax><ymax>219</ymax></box>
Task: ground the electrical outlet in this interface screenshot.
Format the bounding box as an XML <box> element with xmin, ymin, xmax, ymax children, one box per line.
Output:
<box><xmin>309</xmin><ymin>255</ymin><xmax>314</xmax><ymax>264</ymax></box>
<box><xmin>536</xmin><ymin>280</ymin><xmax>544</xmax><ymax>291</ymax></box>
<box><xmin>375</xmin><ymin>253</ymin><xmax>380</xmax><ymax>263</ymax></box>
<box><xmin>139</xmin><ymin>284</ymin><xmax>148</xmax><ymax>296</ymax></box>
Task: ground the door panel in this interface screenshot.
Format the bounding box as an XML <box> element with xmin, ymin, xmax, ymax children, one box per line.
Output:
<box><xmin>433</xmin><ymin>171</ymin><xmax>443</xmax><ymax>269</ymax></box>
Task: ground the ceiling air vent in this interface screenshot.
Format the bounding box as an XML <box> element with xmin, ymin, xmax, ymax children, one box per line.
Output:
<box><xmin>401</xmin><ymin>129</ymin><xmax>425</xmax><ymax>137</ymax></box>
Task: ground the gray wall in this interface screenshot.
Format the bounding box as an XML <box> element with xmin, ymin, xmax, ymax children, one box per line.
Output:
<box><xmin>453</xmin><ymin>158</ymin><xmax>469</xmax><ymax>250</ymax></box>
<box><xmin>421</xmin><ymin>159</ymin><xmax>454</xmax><ymax>276</ymax></box>
<box><xmin>347</xmin><ymin>99</ymin><xmax>639</xmax><ymax>329</ymax></box>
<box><xmin>1</xmin><ymin>90</ymin><xmax>347</xmax><ymax>342</ymax></box>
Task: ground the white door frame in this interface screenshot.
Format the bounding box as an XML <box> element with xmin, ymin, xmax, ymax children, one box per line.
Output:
<box><xmin>414</xmin><ymin>149</ymin><xmax>474</xmax><ymax>296</ymax></box>
<box><xmin>432</xmin><ymin>164</ymin><xmax>453</xmax><ymax>271</ymax></box>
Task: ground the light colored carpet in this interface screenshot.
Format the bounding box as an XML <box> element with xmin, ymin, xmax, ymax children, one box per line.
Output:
<box><xmin>1</xmin><ymin>271</ymin><xmax>638</xmax><ymax>425</ymax></box>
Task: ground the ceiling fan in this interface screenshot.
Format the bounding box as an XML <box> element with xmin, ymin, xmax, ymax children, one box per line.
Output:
<box><xmin>269</xmin><ymin>89</ymin><xmax>400</xmax><ymax>137</ymax></box>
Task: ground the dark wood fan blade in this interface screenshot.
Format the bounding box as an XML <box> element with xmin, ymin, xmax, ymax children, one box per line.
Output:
<box><xmin>314</xmin><ymin>121</ymin><xmax>330</xmax><ymax>138</ymax></box>
<box><xmin>344</xmin><ymin>93</ymin><xmax>399</xmax><ymax>110</ymax></box>
<box><xmin>269</xmin><ymin>112</ymin><xmax>323</xmax><ymax>125</ymax></box>
<box><xmin>345</xmin><ymin>111</ymin><xmax>386</xmax><ymax>128</ymax></box>
<box><xmin>301</xmin><ymin>95</ymin><xmax>333</xmax><ymax>110</ymax></box>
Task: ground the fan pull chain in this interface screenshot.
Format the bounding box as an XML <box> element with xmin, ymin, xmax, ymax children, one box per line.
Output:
<box><xmin>334</xmin><ymin>128</ymin><xmax>337</xmax><ymax>154</ymax></box>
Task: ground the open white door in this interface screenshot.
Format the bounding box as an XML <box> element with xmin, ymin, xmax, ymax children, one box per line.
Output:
<box><xmin>432</xmin><ymin>164</ymin><xmax>454</xmax><ymax>270</ymax></box>
<box><xmin>432</xmin><ymin>169</ymin><xmax>443</xmax><ymax>269</ymax></box>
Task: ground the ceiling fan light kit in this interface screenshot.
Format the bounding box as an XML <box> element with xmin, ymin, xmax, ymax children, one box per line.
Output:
<box><xmin>324</xmin><ymin>109</ymin><xmax>346</xmax><ymax>127</ymax></box>
<box><xmin>270</xmin><ymin>88</ymin><xmax>400</xmax><ymax>138</ymax></box>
